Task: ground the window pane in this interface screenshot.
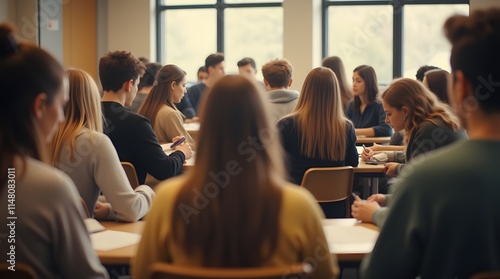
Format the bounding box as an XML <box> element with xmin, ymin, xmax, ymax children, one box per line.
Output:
<box><xmin>225</xmin><ymin>0</ymin><xmax>282</xmax><ymax>3</ymax></box>
<box><xmin>328</xmin><ymin>6</ymin><xmax>393</xmax><ymax>84</ymax></box>
<box><xmin>403</xmin><ymin>4</ymin><xmax>469</xmax><ymax>78</ymax></box>
<box><xmin>163</xmin><ymin>9</ymin><xmax>217</xmax><ymax>82</ymax></box>
<box><xmin>162</xmin><ymin>0</ymin><xmax>215</xmax><ymax>5</ymax></box>
<box><xmin>225</xmin><ymin>7</ymin><xmax>283</xmax><ymax>80</ymax></box>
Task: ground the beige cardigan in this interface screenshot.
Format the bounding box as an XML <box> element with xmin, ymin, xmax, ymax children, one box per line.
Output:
<box><xmin>154</xmin><ymin>105</ymin><xmax>196</xmax><ymax>149</ymax></box>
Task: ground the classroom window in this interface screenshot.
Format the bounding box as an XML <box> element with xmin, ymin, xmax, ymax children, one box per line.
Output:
<box><xmin>157</xmin><ymin>0</ymin><xmax>283</xmax><ymax>82</ymax></box>
<box><xmin>323</xmin><ymin>0</ymin><xmax>469</xmax><ymax>83</ymax></box>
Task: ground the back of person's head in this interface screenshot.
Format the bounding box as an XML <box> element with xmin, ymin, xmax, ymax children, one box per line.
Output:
<box><xmin>50</xmin><ymin>68</ymin><xmax>103</xmax><ymax>165</ymax></box>
<box><xmin>0</xmin><ymin>23</ymin><xmax>64</xmax><ymax>184</ymax></box>
<box><xmin>322</xmin><ymin>56</ymin><xmax>353</xmax><ymax>111</ymax></box>
<box><xmin>353</xmin><ymin>65</ymin><xmax>379</xmax><ymax>111</ymax></box>
<box><xmin>139</xmin><ymin>64</ymin><xmax>186</xmax><ymax>128</ymax></box>
<box><xmin>293</xmin><ymin>67</ymin><xmax>347</xmax><ymax>161</ymax></box>
<box><xmin>382</xmin><ymin>78</ymin><xmax>459</xmax><ymax>143</ymax></box>
<box><xmin>424</xmin><ymin>69</ymin><xmax>451</xmax><ymax>104</ymax></box>
<box><xmin>237</xmin><ymin>57</ymin><xmax>256</xmax><ymax>69</ymax></box>
<box><xmin>445</xmin><ymin>8</ymin><xmax>500</xmax><ymax>114</ymax></box>
<box><xmin>261</xmin><ymin>58</ymin><xmax>293</xmax><ymax>88</ymax></box>
<box><xmin>138</xmin><ymin>62</ymin><xmax>162</xmax><ymax>91</ymax></box>
<box><xmin>205</xmin><ymin>52</ymin><xmax>225</xmax><ymax>72</ymax></box>
<box><xmin>415</xmin><ymin>65</ymin><xmax>440</xmax><ymax>81</ymax></box>
<box><xmin>138</xmin><ymin>56</ymin><xmax>149</xmax><ymax>65</ymax></box>
<box><xmin>172</xmin><ymin>75</ymin><xmax>284</xmax><ymax>267</ymax></box>
<box><xmin>99</xmin><ymin>50</ymin><xmax>146</xmax><ymax>92</ymax></box>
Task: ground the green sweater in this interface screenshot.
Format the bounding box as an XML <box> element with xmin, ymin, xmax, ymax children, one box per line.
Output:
<box><xmin>361</xmin><ymin>140</ymin><xmax>500</xmax><ymax>278</ymax></box>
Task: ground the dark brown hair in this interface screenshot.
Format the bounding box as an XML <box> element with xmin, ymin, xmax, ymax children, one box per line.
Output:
<box><xmin>99</xmin><ymin>50</ymin><xmax>146</xmax><ymax>92</ymax></box>
<box><xmin>205</xmin><ymin>52</ymin><xmax>224</xmax><ymax>71</ymax></box>
<box><xmin>172</xmin><ymin>75</ymin><xmax>284</xmax><ymax>267</ymax></box>
<box><xmin>322</xmin><ymin>56</ymin><xmax>353</xmax><ymax>112</ymax></box>
<box><xmin>0</xmin><ymin>23</ymin><xmax>64</xmax><ymax>185</ymax></box>
<box><xmin>424</xmin><ymin>69</ymin><xmax>451</xmax><ymax>104</ymax></box>
<box><xmin>139</xmin><ymin>64</ymin><xmax>186</xmax><ymax>128</ymax></box>
<box><xmin>445</xmin><ymin>8</ymin><xmax>500</xmax><ymax>113</ymax></box>
<box><xmin>138</xmin><ymin>62</ymin><xmax>162</xmax><ymax>90</ymax></box>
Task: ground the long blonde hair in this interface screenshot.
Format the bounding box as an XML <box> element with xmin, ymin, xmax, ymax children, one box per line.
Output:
<box><xmin>172</xmin><ymin>75</ymin><xmax>285</xmax><ymax>267</ymax></box>
<box><xmin>50</xmin><ymin>69</ymin><xmax>103</xmax><ymax>164</ymax></box>
<box><xmin>291</xmin><ymin>67</ymin><xmax>347</xmax><ymax>160</ymax></box>
<box><xmin>382</xmin><ymin>78</ymin><xmax>460</xmax><ymax>144</ymax></box>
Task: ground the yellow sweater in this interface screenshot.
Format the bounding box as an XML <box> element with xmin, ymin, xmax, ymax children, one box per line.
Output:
<box><xmin>132</xmin><ymin>176</ymin><xmax>339</xmax><ymax>279</ymax></box>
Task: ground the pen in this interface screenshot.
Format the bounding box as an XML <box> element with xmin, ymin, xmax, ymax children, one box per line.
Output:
<box><xmin>362</xmin><ymin>144</ymin><xmax>367</xmax><ymax>151</ymax></box>
<box><xmin>352</xmin><ymin>192</ymin><xmax>362</xmax><ymax>201</ymax></box>
<box><xmin>170</xmin><ymin>136</ymin><xmax>186</xmax><ymax>149</ymax></box>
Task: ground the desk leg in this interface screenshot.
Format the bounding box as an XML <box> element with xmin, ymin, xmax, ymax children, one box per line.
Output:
<box><xmin>371</xmin><ymin>178</ymin><xmax>379</xmax><ymax>195</ymax></box>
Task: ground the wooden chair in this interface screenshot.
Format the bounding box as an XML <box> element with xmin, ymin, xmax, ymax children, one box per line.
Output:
<box><xmin>149</xmin><ymin>263</ymin><xmax>312</xmax><ymax>279</ymax></box>
<box><xmin>121</xmin><ymin>162</ymin><xmax>140</xmax><ymax>189</ymax></box>
<box><xmin>470</xmin><ymin>272</ymin><xmax>500</xmax><ymax>279</ymax></box>
<box><xmin>0</xmin><ymin>263</ymin><xmax>36</xmax><ymax>279</ymax></box>
<box><xmin>80</xmin><ymin>197</ymin><xmax>90</xmax><ymax>218</ymax></box>
<box><xmin>300</xmin><ymin>166</ymin><xmax>354</xmax><ymax>218</ymax></box>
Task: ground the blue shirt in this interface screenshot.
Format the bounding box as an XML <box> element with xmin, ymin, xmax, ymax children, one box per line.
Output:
<box><xmin>346</xmin><ymin>99</ymin><xmax>393</xmax><ymax>137</ymax></box>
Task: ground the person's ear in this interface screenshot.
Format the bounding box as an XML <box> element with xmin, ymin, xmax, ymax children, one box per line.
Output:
<box><xmin>33</xmin><ymin>93</ymin><xmax>48</xmax><ymax>120</ymax></box>
<box><xmin>401</xmin><ymin>106</ymin><xmax>409</xmax><ymax>118</ymax></box>
<box><xmin>122</xmin><ymin>79</ymin><xmax>133</xmax><ymax>92</ymax></box>
<box><xmin>263</xmin><ymin>78</ymin><xmax>269</xmax><ymax>87</ymax></box>
<box><xmin>452</xmin><ymin>70</ymin><xmax>469</xmax><ymax>107</ymax></box>
<box><xmin>170</xmin><ymin>81</ymin><xmax>176</xmax><ymax>91</ymax></box>
<box><xmin>288</xmin><ymin>79</ymin><xmax>293</xmax><ymax>87</ymax></box>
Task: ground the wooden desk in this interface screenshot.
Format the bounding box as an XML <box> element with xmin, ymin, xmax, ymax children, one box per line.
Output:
<box><xmin>97</xmin><ymin>222</ymin><xmax>144</xmax><ymax>265</ymax></box>
<box><xmin>356</xmin><ymin>136</ymin><xmax>391</xmax><ymax>144</ymax></box>
<box><xmin>322</xmin><ymin>219</ymin><xmax>379</xmax><ymax>262</ymax></box>
<box><xmin>183</xmin><ymin>122</ymin><xmax>200</xmax><ymax>140</ymax></box>
<box><xmin>97</xmin><ymin>219</ymin><xmax>378</xmax><ymax>266</ymax></box>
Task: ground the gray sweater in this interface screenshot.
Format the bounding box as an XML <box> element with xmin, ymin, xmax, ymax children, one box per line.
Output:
<box><xmin>267</xmin><ymin>89</ymin><xmax>299</xmax><ymax>124</ymax></box>
<box><xmin>0</xmin><ymin>157</ymin><xmax>108</xmax><ymax>278</ymax></box>
<box><xmin>56</xmin><ymin>129</ymin><xmax>155</xmax><ymax>222</ymax></box>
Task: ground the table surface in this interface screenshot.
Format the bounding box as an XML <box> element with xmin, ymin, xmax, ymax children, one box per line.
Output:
<box><xmin>97</xmin><ymin>219</ymin><xmax>378</xmax><ymax>265</ymax></box>
<box><xmin>356</xmin><ymin>136</ymin><xmax>391</xmax><ymax>144</ymax></box>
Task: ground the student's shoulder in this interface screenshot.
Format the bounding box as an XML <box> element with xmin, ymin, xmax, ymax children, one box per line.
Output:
<box><xmin>281</xmin><ymin>183</ymin><xmax>321</xmax><ymax>214</ymax></box>
<box><xmin>187</xmin><ymin>83</ymin><xmax>206</xmax><ymax>93</ymax></box>
<box><xmin>24</xmin><ymin>158</ymin><xmax>78</xmax><ymax>197</ymax></box>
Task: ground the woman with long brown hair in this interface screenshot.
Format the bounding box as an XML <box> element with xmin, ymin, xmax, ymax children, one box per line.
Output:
<box><xmin>346</xmin><ymin>65</ymin><xmax>393</xmax><ymax>137</ymax></box>
<box><xmin>133</xmin><ymin>75</ymin><xmax>338</xmax><ymax>278</ymax></box>
<box><xmin>277</xmin><ymin>67</ymin><xmax>358</xmax><ymax>217</ymax></box>
<box><xmin>0</xmin><ymin>24</ymin><xmax>107</xmax><ymax>278</ymax></box>
<box><xmin>139</xmin><ymin>64</ymin><xmax>195</xmax><ymax>148</ymax></box>
<box><xmin>353</xmin><ymin>78</ymin><xmax>467</xmax><ymax>226</ymax></box>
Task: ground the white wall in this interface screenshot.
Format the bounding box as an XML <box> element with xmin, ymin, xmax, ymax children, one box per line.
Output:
<box><xmin>283</xmin><ymin>0</ymin><xmax>322</xmax><ymax>91</ymax></box>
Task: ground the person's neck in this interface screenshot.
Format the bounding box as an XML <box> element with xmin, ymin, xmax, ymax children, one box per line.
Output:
<box><xmin>269</xmin><ymin>86</ymin><xmax>288</xmax><ymax>92</ymax></box>
<box><xmin>359</xmin><ymin>94</ymin><xmax>369</xmax><ymax>106</ymax></box>
<box><xmin>466</xmin><ymin>111</ymin><xmax>500</xmax><ymax>140</ymax></box>
<box><xmin>101</xmin><ymin>91</ymin><xmax>126</xmax><ymax>106</ymax></box>
<box><xmin>205</xmin><ymin>77</ymin><xmax>217</xmax><ymax>88</ymax></box>
<box><xmin>139</xmin><ymin>86</ymin><xmax>153</xmax><ymax>94</ymax></box>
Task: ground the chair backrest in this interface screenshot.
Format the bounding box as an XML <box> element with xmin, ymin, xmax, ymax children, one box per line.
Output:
<box><xmin>121</xmin><ymin>162</ymin><xmax>140</xmax><ymax>189</ymax></box>
<box><xmin>80</xmin><ymin>197</ymin><xmax>90</xmax><ymax>218</ymax></box>
<box><xmin>0</xmin><ymin>263</ymin><xmax>37</xmax><ymax>279</ymax></box>
<box><xmin>300</xmin><ymin>166</ymin><xmax>354</xmax><ymax>217</ymax></box>
<box><xmin>470</xmin><ymin>272</ymin><xmax>500</xmax><ymax>279</ymax></box>
<box><xmin>149</xmin><ymin>263</ymin><xmax>312</xmax><ymax>279</ymax></box>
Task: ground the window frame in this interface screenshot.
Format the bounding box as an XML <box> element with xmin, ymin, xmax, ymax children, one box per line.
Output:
<box><xmin>322</xmin><ymin>0</ymin><xmax>470</xmax><ymax>79</ymax></box>
<box><xmin>156</xmin><ymin>0</ymin><xmax>283</xmax><ymax>63</ymax></box>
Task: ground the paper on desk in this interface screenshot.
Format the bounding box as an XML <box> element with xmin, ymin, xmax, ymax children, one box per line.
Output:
<box><xmin>84</xmin><ymin>218</ymin><xmax>105</xmax><ymax>234</ymax></box>
<box><xmin>90</xmin><ymin>230</ymin><xmax>141</xmax><ymax>251</ymax></box>
<box><xmin>323</xmin><ymin>225</ymin><xmax>379</xmax><ymax>254</ymax></box>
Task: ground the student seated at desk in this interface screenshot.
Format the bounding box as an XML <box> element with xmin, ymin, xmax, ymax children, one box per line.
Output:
<box><xmin>50</xmin><ymin>69</ymin><xmax>155</xmax><ymax>222</ymax></box>
<box><xmin>0</xmin><ymin>24</ymin><xmax>107</xmax><ymax>278</ymax></box>
<box><xmin>133</xmin><ymin>75</ymin><xmax>338</xmax><ymax>279</ymax></box>
<box><xmin>139</xmin><ymin>64</ymin><xmax>196</xmax><ymax>149</ymax></box>
<box><xmin>352</xmin><ymin>78</ymin><xmax>467</xmax><ymax>226</ymax></box>
<box><xmin>346</xmin><ymin>65</ymin><xmax>393</xmax><ymax>137</ymax></box>
<box><xmin>360</xmin><ymin>8</ymin><xmax>500</xmax><ymax>278</ymax></box>
<box><xmin>277</xmin><ymin>67</ymin><xmax>358</xmax><ymax>217</ymax></box>
<box><xmin>99</xmin><ymin>51</ymin><xmax>192</xmax><ymax>184</ymax></box>
<box><xmin>322</xmin><ymin>56</ymin><xmax>353</xmax><ymax>113</ymax></box>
